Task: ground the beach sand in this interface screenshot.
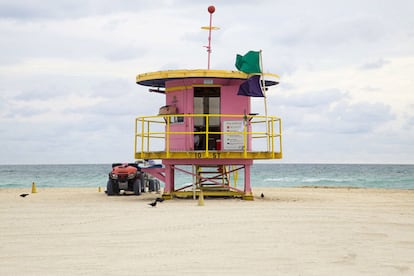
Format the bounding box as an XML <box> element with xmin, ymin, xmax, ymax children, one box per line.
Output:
<box><xmin>1</xmin><ymin>187</ymin><xmax>413</xmax><ymax>275</ymax></box>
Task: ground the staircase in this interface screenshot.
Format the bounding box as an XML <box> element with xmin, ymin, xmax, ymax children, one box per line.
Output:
<box><xmin>195</xmin><ymin>165</ymin><xmax>230</xmax><ymax>191</ymax></box>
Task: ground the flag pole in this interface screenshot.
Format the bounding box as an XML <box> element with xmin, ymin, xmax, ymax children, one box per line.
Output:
<box><xmin>201</xmin><ymin>6</ymin><xmax>219</xmax><ymax>70</ymax></box>
<box><xmin>207</xmin><ymin>6</ymin><xmax>214</xmax><ymax>69</ymax></box>
<box><xmin>259</xmin><ymin>50</ymin><xmax>270</xmax><ymax>151</ymax></box>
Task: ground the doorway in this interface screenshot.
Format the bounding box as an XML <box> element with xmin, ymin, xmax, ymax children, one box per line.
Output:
<box><xmin>194</xmin><ymin>87</ymin><xmax>220</xmax><ymax>150</ymax></box>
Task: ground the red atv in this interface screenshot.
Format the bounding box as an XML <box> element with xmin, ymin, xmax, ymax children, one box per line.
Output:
<box><xmin>106</xmin><ymin>162</ymin><xmax>161</xmax><ymax>196</ymax></box>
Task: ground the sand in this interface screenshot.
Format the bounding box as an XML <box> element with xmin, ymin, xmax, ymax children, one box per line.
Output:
<box><xmin>1</xmin><ymin>187</ymin><xmax>413</xmax><ymax>275</ymax></box>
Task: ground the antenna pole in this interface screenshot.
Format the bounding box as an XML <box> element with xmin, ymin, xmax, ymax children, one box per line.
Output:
<box><xmin>202</xmin><ymin>6</ymin><xmax>218</xmax><ymax>70</ymax></box>
<box><xmin>207</xmin><ymin>7</ymin><xmax>214</xmax><ymax>69</ymax></box>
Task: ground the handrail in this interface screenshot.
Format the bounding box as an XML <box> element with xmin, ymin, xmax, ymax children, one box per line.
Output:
<box><xmin>134</xmin><ymin>113</ymin><xmax>282</xmax><ymax>159</ymax></box>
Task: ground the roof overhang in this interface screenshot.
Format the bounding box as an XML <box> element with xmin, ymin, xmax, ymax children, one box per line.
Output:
<box><xmin>136</xmin><ymin>69</ymin><xmax>279</xmax><ymax>88</ymax></box>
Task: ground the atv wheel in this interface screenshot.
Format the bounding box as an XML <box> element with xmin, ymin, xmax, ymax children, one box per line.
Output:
<box><xmin>154</xmin><ymin>179</ymin><xmax>161</xmax><ymax>192</ymax></box>
<box><xmin>140</xmin><ymin>174</ymin><xmax>145</xmax><ymax>192</ymax></box>
<box><xmin>149</xmin><ymin>179</ymin><xmax>161</xmax><ymax>192</ymax></box>
<box><xmin>107</xmin><ymin>180</ymin><xmax>118</xmax><ymax>196</ymax></box>
<box><xmin>133</xmin><ymin>179</ymin><xmax>141</xmax><ymax>195</ymax></box>
<box><xmin>148</xmin><ymin>179</ymin><xmax>155</xmax><ymax>192</ymax></box>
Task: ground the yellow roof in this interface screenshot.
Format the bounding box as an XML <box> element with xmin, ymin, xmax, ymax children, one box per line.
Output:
<box><xmin>136</xmin><ymin>69</ymin><xmax>279</xmax><ymax>88</ymax></box>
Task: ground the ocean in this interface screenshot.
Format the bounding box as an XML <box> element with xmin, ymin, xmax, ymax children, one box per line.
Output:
<box><xmin>1</xmin><ymin>163</ymin><xmax>413</xmax><ymax>190</ymax></box>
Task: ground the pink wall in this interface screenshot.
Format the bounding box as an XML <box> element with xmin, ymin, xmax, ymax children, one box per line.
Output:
<box><xmin>220</xmin><ymin>85</ymin><xmax>251</xmax><ymax>150</ymax></box>
<box><xmin>165</xmin><ymin>89</ymin><xmax>190</xmax><ymax>150</ymax></box>
<box><xmin>220</xmin><ymin>85</ymin><xmax>250</xmax><ymax>115</ymax></box>
<box><xmin>162</xmin><ymin>78</ymin><xmax>251</xmax><ymax>151</ymax></box>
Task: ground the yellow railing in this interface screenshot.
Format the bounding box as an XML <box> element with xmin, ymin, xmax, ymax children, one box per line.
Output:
<box><xmin>134</xmin><ymin>114</ymin><xmax>282</xmax><ymax>160</ymax></box>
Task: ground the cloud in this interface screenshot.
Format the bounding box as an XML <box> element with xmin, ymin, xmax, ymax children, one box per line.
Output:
<box><xmin>275</xmin><ymin>89</ymin><xmax>346</xmax><ymax>108</ymax></box>
<box><xmin>104</xmin><ymin>45</ymin><xmax>147</xmax><ymax>61</ymax></box>
<box><xmin>1</xmin><ymin>0</ymin><xmax>413</xmax><ymax>164</ymax></box>
<box><xmin>268</xmin><ymin>88</ymin><xmax>395</xmax><ymax>135</ymax></box>
<box><xmin>359</xmin><ymin>58</ymin><xmax>391</xmax><ymax>70</ymax></box>
<box><xmin>0</xmin><ymin>0</ymin><xmax>159</xmax><ymax>19</ymax></box>
<box><xmin>327</xmin><ymin>101</ymin><xmax>395</xmax><ymax>134</ymax></box>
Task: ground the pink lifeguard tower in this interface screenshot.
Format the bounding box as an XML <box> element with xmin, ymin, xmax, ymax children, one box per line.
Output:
<box><xmin>134</xmin><ymin>7</ymin><xmax>282</xmax><ymax>200</ymax></box>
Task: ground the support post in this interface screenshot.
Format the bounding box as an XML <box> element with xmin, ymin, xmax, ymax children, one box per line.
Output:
<box><xmin>162</xmin><ymin>164</ymin><xmax>174</xmax><ymax>199</ymax></box>
<box><xmin>243</xmin><ymin>164</ymin><xmax>253</xmax><ymax>200</ymax></box>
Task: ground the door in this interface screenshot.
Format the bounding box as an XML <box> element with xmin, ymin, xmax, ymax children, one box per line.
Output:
<box><xmin>194</xmin><ymin>87</ymin><xmax>220</xmax><ymax>150</ymax></box>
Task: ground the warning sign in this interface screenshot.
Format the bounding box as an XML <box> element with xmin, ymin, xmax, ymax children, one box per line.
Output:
<box><xmin>223</xmin><ymin>121</ymin><xmax>245</xmax><ymax>150</ymax></box>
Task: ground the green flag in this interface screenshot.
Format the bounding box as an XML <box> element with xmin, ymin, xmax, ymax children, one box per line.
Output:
<box><xmin>235</xmin><ymin>51</ymin><xmax>262</xmax><ymax>74</ymax></box>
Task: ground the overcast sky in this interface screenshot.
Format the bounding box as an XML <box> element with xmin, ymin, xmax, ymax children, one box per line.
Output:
<box><xmin>1</xmin><ymin>0</ymin><xmax>413</xmax><ymax>164</ymax></box>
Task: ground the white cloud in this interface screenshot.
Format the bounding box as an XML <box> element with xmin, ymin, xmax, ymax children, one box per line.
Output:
<box><xmin>359</xmin><ymin>58</ymin><xmax>391</xmax><ymax>70</ymax></box>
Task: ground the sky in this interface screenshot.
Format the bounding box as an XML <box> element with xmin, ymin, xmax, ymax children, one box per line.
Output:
<box><xmin>0</xmin><ymin>0</ymin><xmax>413</xmax><ymax>164</ymax></box>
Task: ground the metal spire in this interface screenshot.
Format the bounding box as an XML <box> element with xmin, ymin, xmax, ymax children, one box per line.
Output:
<box><xmin>201</xmin><ymin>6</ymin><xmax>219</xmax><ymax>70</ymax></box>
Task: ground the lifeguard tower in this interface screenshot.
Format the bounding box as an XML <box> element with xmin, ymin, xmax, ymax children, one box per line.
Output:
<box><xmin>134</xmin><ymin>6</ymin><xmax>282</xmax><ymax>200</ymax></box>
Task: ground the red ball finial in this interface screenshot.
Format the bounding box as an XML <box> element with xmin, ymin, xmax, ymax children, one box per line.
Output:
<box><xmin>208</xmin><ymin>5</ymin><xmax>215</xmax><ymax>14</ymax></box>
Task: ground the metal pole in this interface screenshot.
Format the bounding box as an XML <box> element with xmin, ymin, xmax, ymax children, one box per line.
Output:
<box><xmin>202</xmin><ymin>6</ymin><xmax>218</xmax><ymax>70</ymax></box>
<box><xmin>259</xmin><ymin>50</ymin><xmax>270</xmax><ymax>151</ymax></box>
<box><xmin>207</xmin><ymin>11</ymin><xmax>213</xmax><ymax>69</ymax></box>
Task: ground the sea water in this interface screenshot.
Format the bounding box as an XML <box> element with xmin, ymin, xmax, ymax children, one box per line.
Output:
<box><xmin>0</xmin><ymin>163</ymin><xmax>413</xmax><ymax>190</ymax></box>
